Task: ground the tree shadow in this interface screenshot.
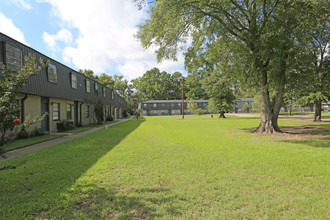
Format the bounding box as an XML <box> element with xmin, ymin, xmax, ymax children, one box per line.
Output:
<box><xmin>281</xmin><ymin>138</ymin><xmax>330</xmax><ymax>148</ymax></box>
<box><xmin>0</xmin><ymin>120</ymin><xmax>145</xmax><ymax>219</ymax></box>
<box><xmin>46</xmin><ymin>184</ymin><xmax>183</xmax><ymax>219</ymax></box>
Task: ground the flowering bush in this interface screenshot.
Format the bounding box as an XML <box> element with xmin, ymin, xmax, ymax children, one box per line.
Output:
<box><xmin>13</xmin><ymin>119</ymin><xmax>20</xmax><ymax>124</ymax></box>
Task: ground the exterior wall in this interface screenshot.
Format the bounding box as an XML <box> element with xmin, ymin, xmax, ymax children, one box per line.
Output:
<box><xmin>23</xmin><ymin>95</ymin><xmax>42</xmax><ymax>133</ymax></box>
<box><xmin>49</xmin><ymin>98</ymin><xmax>75</xmax><ymax>133</ymax></box>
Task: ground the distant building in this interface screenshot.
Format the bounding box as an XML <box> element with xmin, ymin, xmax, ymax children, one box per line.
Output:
<box><xmin>232</xmin><ymin>98</ymin><xmax>254</xmax><ymax>113</ymax></box>
<box><xmin>139</xmin><ymin>98</ymin><xmax>255</xmax><ymax>116</ymax></box>
<box><xmin>139</xmin><ymin>100</ymin><xmax>209</xmax><ymax>116</ymax></box>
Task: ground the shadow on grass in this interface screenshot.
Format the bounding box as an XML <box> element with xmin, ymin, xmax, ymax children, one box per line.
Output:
<box><xmin>0</xmin><ymin>120</ymin><xmax>145</xmax><ymax>219</ymax></box>
<box><xmin>51</xmin><ymin>184</ymin><xmax>183</xmax><ymax>219</ymax></box>
<box><xmin>281</xmin><ymin>138</ymin><xmax>330</xmax><ymax>148</ymax></box>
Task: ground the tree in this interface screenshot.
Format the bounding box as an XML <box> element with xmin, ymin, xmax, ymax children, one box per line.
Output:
<box><xmin>131</xmin><ymin>67</ymin><xmax>186</xmax><ymax>101</ymax></box>
<box><xmin>295</xmin><ymin>3</ymin><xmax>330</xmax><ymax>122</ymax></box>
<box><xmin>0</xmin><ymin>55</ymin><xmax>43</xmax><ymax>153</ymax></box>
<box><xmin>207</xmin><ymin>97</ymin><xmax>232</xmax><ymax>118</ymax></box>
<box><xmin>98</xmin><ymin>73</ymin><xmax>115</xmax><ymax>89</ymax></box>
<box><xmin>93</xmin><ymin>102</ymin><xmax>104</xmax><ymax>124</ymax></box>
<box><xmin>136</xmin><ymin>0</ymin><xmax>316</xmax><ymax>133</ymax></box>
<box><xmin>79</xmin><ymin>69</ymin><xmax>98</xmax><ymax>80</ymax></box>
<box><xmin>187</xmin><ymin>99</ymin><xmax>197</xmax><ymax>113</ymax></box>
<box><xmin>185</xmin><ymin>73</ymin><xmax>208</xmax><ymax>100</ymax></box>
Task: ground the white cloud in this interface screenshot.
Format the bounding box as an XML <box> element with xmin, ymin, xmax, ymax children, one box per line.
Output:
<box><xmin>9</xmin><ymin>0</ymin><xmax>32</xmax><ymax>10</ymax></box>
<box><xmin>42</xmin><ymin>29</ymin><xmax>72</xmax><ymax>50</ymax></box>
<box><xmin>0</xmin><ymin>12</ymin><xmax>28</xmax><ymax>44</ymax></box>
<box><xmin>39</xmin><ymin>0</ymin><xmax>185</xmax><ymax>79</ymax></box>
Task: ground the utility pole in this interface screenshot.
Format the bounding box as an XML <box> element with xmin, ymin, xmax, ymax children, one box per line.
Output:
<box><xmin>182</xmin><ymin>76</ymin><xmax>184</xmax><ymax>119</ymax></box>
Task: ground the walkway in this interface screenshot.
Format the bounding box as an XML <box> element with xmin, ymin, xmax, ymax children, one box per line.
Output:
<box><xmin>0</xmin><ymin>117</ymin><xmax>133</xmax><ymax>162</ymax></box>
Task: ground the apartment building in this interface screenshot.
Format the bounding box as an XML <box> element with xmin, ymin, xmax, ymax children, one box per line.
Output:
<box><xmin>0</xmin><ymin>32</ymin><xmax>127</xmax><ymax>133</ymax></box>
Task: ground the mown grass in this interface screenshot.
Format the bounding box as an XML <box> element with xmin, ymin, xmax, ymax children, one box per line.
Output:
<box><xmin>0</xmin><ymin>118</ymin><xmax>329</xmax><ymax>219</ymax></box>
<box><xmin>3</xmin><ymin>134</ymin><xmax>67</xmax><ymax>153</ymax></box>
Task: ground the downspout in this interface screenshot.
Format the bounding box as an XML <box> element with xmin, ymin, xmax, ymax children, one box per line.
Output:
<box><xmin>79</xmin><ymin>102</ymin><xmax>84</xmax><ymax>125</ymax></box>
<box><xmin>21</xmin><ymin>94</ymin><xmax>28</xmax><ymax>122</ymax></box>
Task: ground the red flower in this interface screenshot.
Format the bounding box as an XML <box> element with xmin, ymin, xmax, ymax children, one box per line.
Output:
<box><xmin>13</xmin><ymin>119</ymin><xmax>20</xmax><ymax>124</ymax></box>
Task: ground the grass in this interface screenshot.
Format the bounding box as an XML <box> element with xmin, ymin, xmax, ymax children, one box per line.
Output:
<box><xmin>3</xmin><ymin>134</ymin><xmax>67</xmax><ymax>152</ymax></box>
<box><xmin>0</xmin><ymin>118</ymin><xmax>329</xmax><ymax>219</ymax></box>
<box><xmin>58</xmin><ymin>119</ymin><xmax>122</xmax><ymax>134</ymax></box>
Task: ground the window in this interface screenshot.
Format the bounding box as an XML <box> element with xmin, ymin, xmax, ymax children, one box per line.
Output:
<box><xmin>162</xmin><ymin>103</ymin><xmax>165</xmax><ymax>107</ymax></box>
<box><xmin>86</xmin><ymin>80</ymin><xmax>90</xmax><ymax>93</ymax></box>
<box><xmin>71</xmin><ymin>73</ymin><xmax>77</xmax><ymax>89</ymax></box>
<box><xmin>178</xmin><ymin>103</ymin><xmax>181</xmax><ymax>107</ymax></box>
<box><xmin>5</xmin><ymin>44</ymin><xmax>22</xmax><ymax>71</ymax></box>
<box><xmin>143</xmin><ymin>103</ymin><xmax>147</xmax><ymax>107</ymax></box>
<box><xmin>85</xmin><ymin>105</ymin><xmax>89</xmax><ymax>118</ymax></box>
<box><xmin>143</xmin><ymin>111</ymin><xmax>146</xmax><ymax>115</ymax></box>
<box><xmin>112</xmin><ymin>91</ymin><xmax>114</xmax><ymax>99</ymax></box>
<box><xmin>173</xmin><ymin>110</ymin><xmax>176</xmax><ymax>114</ymax></box>
<box><xmin>53</xmin><ymin>103</ymin><xmax>59</xmax><ymax>121</ymax></box>
<box><xmin>153</xmin><ymin>103</ymin><xmax>157</xmax><ymax>107</ymax></box>
<box><xmin>47</xmin><ymin>63</ymin><xmax>57</xmax><ymax>83</ymax></box>
<box><xmin>102</xmin><ymin>87</ymin><xmax>106</xmax><ymax>97</ymax></box>
<box><xmin>95</xmin><ymin>83</ymin><xmax>99</xmax><ymax>94</ymax></box>
<box><xmin>66</xmin><ymin>104</ymin><xmax>72</xmax><ymax>120</ymax></box>
<box><xmin>171</xmin><ymin>103</ymin><xmax>174</xmax><ymax>107</ymax></box>
<box><xmin>153</xmin><ymin>111</ymin><xmax>157</xmax><ymax>115</ymax></box>
<box><xmin>203</xmin><ymin>103</ymin><xmax>207</xmax><ymax>107</ymax></box>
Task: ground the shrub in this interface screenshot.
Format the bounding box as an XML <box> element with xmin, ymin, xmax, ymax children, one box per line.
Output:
<box><xmin>94</xmin><ymin>102</ymin><xmax>104</xmax><ymax>124</ymax></box>
<box><xmin>194</xmin><ymin>108</ymin><xmax>204</xmax><ymax>115</ymax></box>
<box><xmin>30</xmin><ymin>127</ymin><xmax>44</xmax><ymax>137</ymax></box>
<box><xmin>122</xmin><ymin>109</ymin><xmax>128</xmax><ymax>118</ymax></box>
<box><xmin>57</xmin><ymin>120</ymin><xmax>74</xmax><ymax>132</ymax></box>
<box><xmin>106</xmin><ymin>115</ymin><xmax>114</xmax><ymax>121</ymax></box>
<box><xmin>17</xmin><ymin>129</ymin><xmax>29</xmax><ymax>139</ymax></box>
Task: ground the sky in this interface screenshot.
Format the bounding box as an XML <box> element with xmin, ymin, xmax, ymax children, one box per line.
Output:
<box><xmin>0</xmin><ymin>0</ymin><xmax>186</xmax><ymax>80</ymax></box>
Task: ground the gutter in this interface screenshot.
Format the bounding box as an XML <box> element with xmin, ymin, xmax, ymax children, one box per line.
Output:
<box><xmin>79</xmin><ymin>102</ymin><xmax>84</xmax><ymax>125</ymax></box>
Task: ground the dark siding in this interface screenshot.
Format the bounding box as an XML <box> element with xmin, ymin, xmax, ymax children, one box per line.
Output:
<box><xmin>0</xmin><ymin>33</ymin><xmax>127</xmax><ymax>108</ymax></box>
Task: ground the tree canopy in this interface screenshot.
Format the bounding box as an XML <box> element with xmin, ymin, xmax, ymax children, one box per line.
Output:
<box><xmin>136</xmin><ymin>0</ymin><xmax>329</xmax><ymax>133</ymax></box>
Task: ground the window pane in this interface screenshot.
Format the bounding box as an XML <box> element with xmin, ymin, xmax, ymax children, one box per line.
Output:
<box><xmin>6</xmin><ymin>44</ymin><xmax>22</xmax><ymax>71</ymax></box>
<box><xmin>71</xmin><ymin>73</ymin><xmax>77</xmax><ymax>89</ymax></box>
<box><xmin>86</xmin><ymin>80</ymin><xmax>90</xmax><ymax>93</ymax></box>
<box><xmin>48</xmin><ymin>64</ymin><xmax>57</xmax><ymax>83</ymax></box>
<box><xmin>53</xmin><ymin>103</ymin><xmax>59</xmax><ymax>120</ymax></box>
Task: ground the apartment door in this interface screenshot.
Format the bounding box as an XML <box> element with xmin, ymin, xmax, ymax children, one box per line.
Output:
<box><xmin>147</xmin><ymin>110</ymin><xmax>150</xmax><ymax>116</ymax></box>
<box><xmin>169</xmin><ymin>109</ymin><xmax>172</xmax><ymax>115</ymax></box>
<box><xmin>41</xmin><ymin>98</ymin><xmax>49</xmax><ymax>132</ymax></box>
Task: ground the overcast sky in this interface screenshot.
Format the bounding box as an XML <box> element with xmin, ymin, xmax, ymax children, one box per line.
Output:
<box><xmin>0</xmin><ymin>0</ymin><xmax>186</xmax><ymax>80</ymax></box>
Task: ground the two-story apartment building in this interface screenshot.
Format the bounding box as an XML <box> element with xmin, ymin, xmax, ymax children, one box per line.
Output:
<box><xmin>139</xmin><ymin>98</ymin><xmax>256</xmax><ymax>116</ymax></box>
<box><xmin>0</xmin><ymin>32</ymin><xmax>127</xmax><ymax>133</ymax></box>
<box><xmin>139</xmin><ymin>100</ymin><xmax>210</xmax><ymax>116</ymax></box>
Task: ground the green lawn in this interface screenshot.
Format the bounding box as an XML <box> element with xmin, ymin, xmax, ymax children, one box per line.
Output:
<box><xmin>0</xmin><ymin>118</ymin><xmax>329</xmax><ymax>219</ymax></box>
<box><xmin>3</xmin><ymin>134</ymin><xmax>67</xmax><ymax>152</ymax></box>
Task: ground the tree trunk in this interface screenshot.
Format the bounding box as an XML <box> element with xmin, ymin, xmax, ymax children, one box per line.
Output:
<box><xmin>219</xmin><ymin>111</ymin><xmax>226</xmax><ymax>118</ymax></box>
<box><xmin>255</xmin><ymin>69</ymin><xmax>282</xmax><ymax>134</ymax></box>
<box><xmin>314</xmin><ymin>101</ymin><xmax>322</xmax><ymax>122</ymax></box>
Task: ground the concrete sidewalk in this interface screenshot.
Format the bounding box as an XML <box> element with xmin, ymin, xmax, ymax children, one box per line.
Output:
<box><xmin>0</xmin><ymin>117</ymin><xmax>132</xmax><ymax>162</ymax></box>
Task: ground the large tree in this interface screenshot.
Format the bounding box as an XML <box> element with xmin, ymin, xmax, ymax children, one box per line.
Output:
<box><xmin>136</xmin><ymin>0</ymin><xmax>315</xmax><ymax>133</ymax></box>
